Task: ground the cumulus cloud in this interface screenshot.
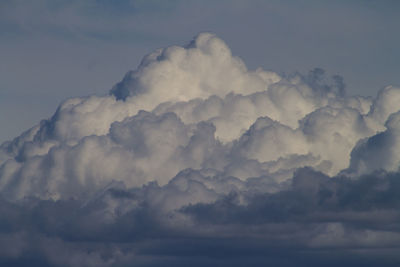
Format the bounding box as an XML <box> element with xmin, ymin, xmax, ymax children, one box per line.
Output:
<box><xmin>1</xmin><ymin>33</ymin><xmax>400</xmax><ymax>266</ymax></box>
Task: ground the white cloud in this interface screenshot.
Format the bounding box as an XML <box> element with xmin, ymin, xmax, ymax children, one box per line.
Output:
<box><xmin>3</xmin><ymin>33</ymin><xmax>400</xmax><ymax>198</ymax></box>
<box><xmin>2</xmin><ymin>33</ymin><xmax>400</xmax><ymax>266</ymax></box>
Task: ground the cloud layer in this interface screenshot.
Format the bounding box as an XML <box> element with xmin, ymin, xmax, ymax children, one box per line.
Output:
<box><xmin>1</xmin><ymin>33</ymin><xmax>400</xmax><ymax>266</ymax></box>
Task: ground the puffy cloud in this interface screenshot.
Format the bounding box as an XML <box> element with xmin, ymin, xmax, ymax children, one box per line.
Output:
<box><xmin>2</xmin><ymin>33</ymin><xmax>400</xmax><ymax>266</ymax></box>
<box><xmin>348</xmin><ymin>111</ymin><xmax>400</xmax><ymax>175</ymax></box>
<box><xmin>111</xmin><ymin>33</ymin><xmax>281</xmax><ymax>102</ymax></box>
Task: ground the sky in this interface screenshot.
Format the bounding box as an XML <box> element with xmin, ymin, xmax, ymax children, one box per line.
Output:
<box><xmin>2</xmin><ymin>1</ymin><xmax>400</xmax><ymax>266</ymax></box>
<box><xmin>1</xmin><ymin>0</ymin><xmax>400</xmax><ymax>143</ymax></box>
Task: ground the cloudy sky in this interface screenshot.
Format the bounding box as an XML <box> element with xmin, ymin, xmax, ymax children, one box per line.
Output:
<box><xmin>1</xmin><ymin>1</ymin><xmax>400</xmax><ymax>266</ymax></box>
<box><xmin>1</xmin><ymin>0</ymin><xmax>400</xmax><ymax>143</ymax></box>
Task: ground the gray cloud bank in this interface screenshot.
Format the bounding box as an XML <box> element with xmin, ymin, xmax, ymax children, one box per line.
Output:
<box><xmin>1</xmin><ymin>33</ymin><xmax>400</xmax><ymax>266</ymax></box>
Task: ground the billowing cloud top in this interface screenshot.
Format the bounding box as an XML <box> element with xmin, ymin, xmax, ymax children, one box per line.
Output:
<box><xmin>1</xmin><ymin>33</ymin><xmax>400</xmax><ymax>266</ymax></box>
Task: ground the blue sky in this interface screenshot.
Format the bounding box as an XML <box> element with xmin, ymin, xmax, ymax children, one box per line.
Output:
<box><xmin>1</xmin><ymin>0</ymin><xmax>399</xmax><ymax>142</ymax></box>
<box><xmin>3</xmin><ymin>2</ymin><xmax>400</xmax><ymax>266</ymax></box>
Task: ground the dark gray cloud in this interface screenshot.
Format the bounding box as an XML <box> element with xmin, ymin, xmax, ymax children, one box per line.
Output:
<box><xmin>2</xmin><ymin>168</ymin><xmax>400</xmax><ymax>266</ymax></box>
